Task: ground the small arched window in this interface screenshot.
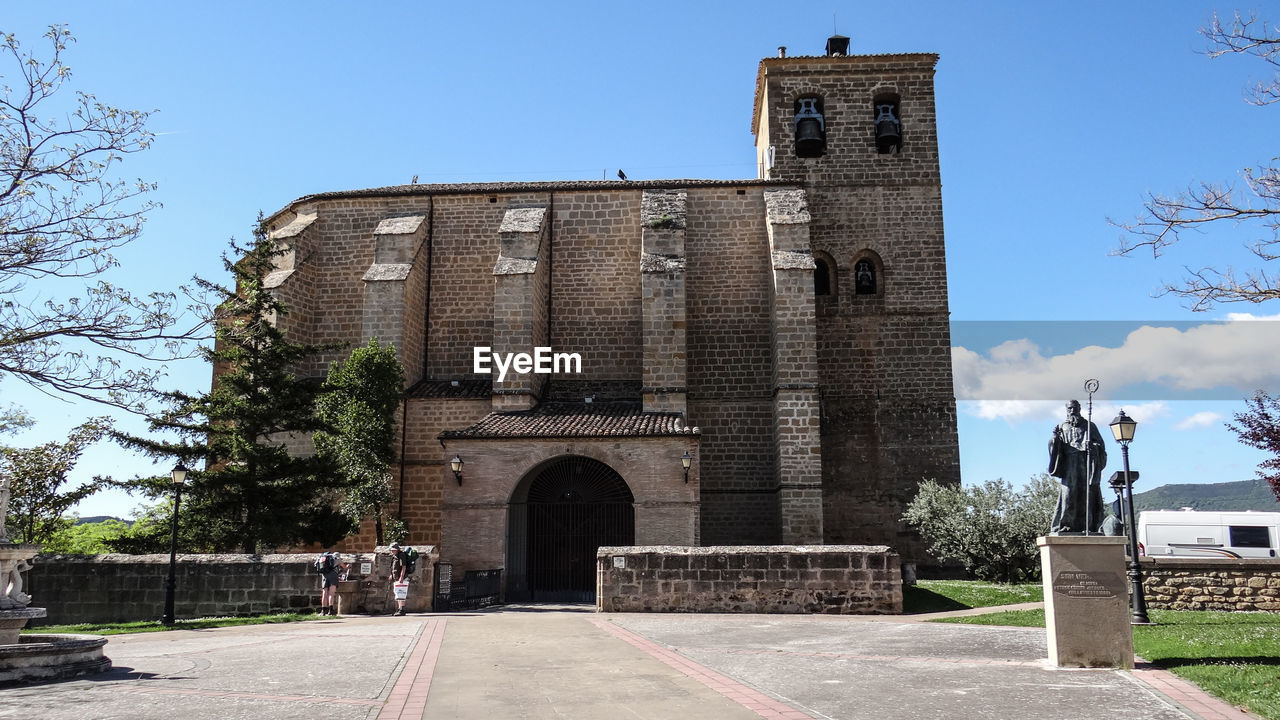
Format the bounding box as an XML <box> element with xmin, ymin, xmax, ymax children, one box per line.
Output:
<box><xmin>854</xmin><ymin>258</ymin><xmax>877</xmax><ymax>295</ymax></box>
<box><xmin>812</xmin><ymin>251</ymin><xmax>837</xmax><ymax>299</ymax></box>
<box><xmin>814</xmin><ymin>258</ymin><xmax>831</xmax><ymax>296</ymax></box>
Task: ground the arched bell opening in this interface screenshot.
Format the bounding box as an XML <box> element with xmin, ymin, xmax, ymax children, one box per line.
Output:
<box><xmin>851</xmin><ymin>250</ymin><xmax>885</xmax><ymax>297</ymax></box>
<box><xmin>794</xmin><ymin>96</ymin><xmax>826</xmax><ymax>158</ymax></box>
<box><xmin>872</xmin><ymin>93</ymin><xmax>902</xmax><ymax>155</ymax></box>
<box><xmin>506</xmin><ymin>455</ymin><xmax>635</xmax><ymax>603</ymax></box>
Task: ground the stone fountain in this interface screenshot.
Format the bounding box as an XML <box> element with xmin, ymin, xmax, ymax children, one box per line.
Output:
<box><xmin>0</xmin><ymin>478</ymin><xmax>110</xmax><ymax>683</ymax></box>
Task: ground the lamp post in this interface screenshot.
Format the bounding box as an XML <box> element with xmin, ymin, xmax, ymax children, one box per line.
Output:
<box><xmin>450</xmin><ymin>455</ymin><xmax>464</xmax><ymax>486</ymax></box>
<box><xmin>681</xmin><ymin>451</ymin><xmax>692</xmax><ymax>483</ymax></box>
<box><xmin>1108</xmin><ymin>410</ymin><xmax>1151</xmax><ymax>625</ymax></box>
<box><xmin>161</xmin><ymin>463</ymin><xmax>188</xmax><ymax>626</ymax></box>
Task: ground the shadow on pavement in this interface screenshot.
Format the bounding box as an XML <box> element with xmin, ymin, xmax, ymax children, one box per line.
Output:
<box><xmin>901</xmin><ymin>586</ymin><xmax>969</xmax><ymax>614</ymax></box>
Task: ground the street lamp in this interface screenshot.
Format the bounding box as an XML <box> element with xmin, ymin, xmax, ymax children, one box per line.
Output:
<box><xmin>1108</xmin><ymin>410</ymin><xmax>1151</xmax><ymax>625</ymax></box>
<box><xmin>450</xmin><ymin>455</ymin><xmax>464</xmax><ymax>486</ymax></box>
<box><xmin>161</xmin><ymin>463</ymin><xmax>188</xmax><ymax>626</ymax></box>
<box><xmin>680</xmin><ymin>451</ymin><xmax>692</xmax><ymax>483</ymax></box>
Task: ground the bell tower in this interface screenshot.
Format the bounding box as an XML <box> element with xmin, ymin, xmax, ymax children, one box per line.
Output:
<box><xmin>751</xmin><ymin>37</ymin><xmax>960</xmax><ymax>564</ymax></box>
<box><xmin>751</xmin><ymin>38</ymin><xmax>940</xmax><ymax>184</ymax></box>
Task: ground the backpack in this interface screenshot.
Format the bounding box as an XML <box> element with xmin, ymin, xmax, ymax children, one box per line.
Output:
<box><xmin>404</xmin><ymin>547</ymin><xmax>419</xmax><ymax>574</ymax></box>
<box><xmin>313</xmin><ymin>552</ymin><xmax>335</xmax><ymax>574</ymax></box>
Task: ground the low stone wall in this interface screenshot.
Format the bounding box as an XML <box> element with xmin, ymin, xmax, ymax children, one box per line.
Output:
<box><xmin>26</xmin><ymin>547</ymin><xmax>438</xmax><ymax>625</ymax></box>
<box><xmin>1141</xmin><ymin>558</ymin><xmax>1280</xmax><ymax>612</ymax></box>
<box><xmin>596</xmin><ymin>545</ymin><xmax>902</xmax><ymax>614</ymax></box>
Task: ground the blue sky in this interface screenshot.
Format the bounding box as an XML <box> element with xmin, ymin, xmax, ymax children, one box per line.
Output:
<box><xmin>3</xmin><ymin>1</ymin><xmax>1278</xmax><ymax>518</ymax></box>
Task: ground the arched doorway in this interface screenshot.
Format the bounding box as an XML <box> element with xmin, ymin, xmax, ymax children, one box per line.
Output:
<box><xmin>507</xmin><ymin>456</ymin><xmax>635</xmax><ymax>602</ymax></box>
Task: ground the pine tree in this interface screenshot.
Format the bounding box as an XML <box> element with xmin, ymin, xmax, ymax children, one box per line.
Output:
<box><xmin>113</xmin><ymin>220</ymin><xmax>349</xmax><ymax>553</ymax></box>
<box><xmin>315</xmin><ymin>339</ymin><xmax>405</xmax><ymax>545</ymax></box>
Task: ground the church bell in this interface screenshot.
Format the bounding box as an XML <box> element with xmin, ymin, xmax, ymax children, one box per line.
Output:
<box><xmin>874</xmin><ymin>103</ymin><xmax>901</xmax><ymax>154</ymax></box>
<box><xmin>794</xmin><ymin>98</ymin><xmax>825</xmax><ymax>158</ymax></box>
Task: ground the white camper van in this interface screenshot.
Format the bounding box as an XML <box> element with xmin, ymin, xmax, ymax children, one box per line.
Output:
<box><xmin>1138</xmin><ymin>510</ymin><xmax>1280</xmax><ymax>559</ymax></box>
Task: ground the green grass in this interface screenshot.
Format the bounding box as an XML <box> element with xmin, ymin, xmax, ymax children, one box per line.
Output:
<box><xmin>933</xmin><ymin>608</ymin><xmax>1047</xmax><ymax>626</ymax></box>
<box><xmin>935</xmin><ymin>609</ymin><xmax>1280</xmax><ymax>720</ymax></box>
<box><xmin>21</xmin><ymin>612</ymin><xmax>320</xmax><ymax>636</ymax></box>
<box><xmin>903</xmin><ymin>580</ymin><xmax>1043</xmax><ymax>614</ymax></box>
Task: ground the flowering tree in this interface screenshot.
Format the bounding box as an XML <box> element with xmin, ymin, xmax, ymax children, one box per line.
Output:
<box><xmin>1</xmin><ymin>26</ymin><xmax>202</xmax><ymax>411</ymax></box>
<box><xmin>903</xmin><ymin>475</ymin><xmax>1058</xmax><ymax>583</ymax></box>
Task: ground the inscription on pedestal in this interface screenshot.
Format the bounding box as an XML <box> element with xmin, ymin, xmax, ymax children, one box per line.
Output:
<box><xmin>1053</xmin><ymin>570</ymin><xmax>1125</xmax><ymax>599</ymax></box>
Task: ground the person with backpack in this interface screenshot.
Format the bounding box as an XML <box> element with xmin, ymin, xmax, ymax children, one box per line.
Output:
<box><xmin>388</xmin><ymin>543</ymin><xmax>409</xmax><ymax>616</ymax></box>
<box><xmin>314</xmin><ymin>550</ymin><xmax>347</xmax><ymax>616</ymax></box>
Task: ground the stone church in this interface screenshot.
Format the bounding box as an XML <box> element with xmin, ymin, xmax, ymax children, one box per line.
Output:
<box><xmin>262</xmin><ymin>36</ymin><xmax>959</xmax><ymax>600</ymax></box>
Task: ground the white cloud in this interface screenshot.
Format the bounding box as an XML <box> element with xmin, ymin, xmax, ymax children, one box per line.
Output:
<box><xmin>1173</xmin><ymin>411</ymin><xmax>1223</xmax><ymax>430</ymax></box>
<box><xmin>959</xmin><ymin>399</ymin><xmax>1168</xmax><ymax>426</ymax></box>
<box><xmin>964</xmin><ymin>400</ymin><xmax>1060</xmax><ymax>425</ymax></box>
<box><xmin>1224</xmin><ymin>312</ymin><xmax>1280</xmax><ymax>321</ymax></box>
<box><xmin>952</xmin><ymin>320</ymin><xmax>1280</xmax><ymax>411</ymax></box>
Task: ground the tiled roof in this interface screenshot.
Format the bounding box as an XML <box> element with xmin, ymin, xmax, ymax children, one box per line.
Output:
<box><xmin>267</xmin><ymin>178</ymin><xmax>792</xmax><ymax>224</ymax></box>
<box><xmin>406</xmin><ymin>378</ymin><xmax>492</xmax><ymax>399</ymax></box>
<box><xmin>439</xmin><ymin>402</ymin><xmax>699</xmax><ymax>439</ymax></box>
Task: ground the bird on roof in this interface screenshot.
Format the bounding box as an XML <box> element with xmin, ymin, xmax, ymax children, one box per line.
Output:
<box><xmin>617</xmin><ymin>170</ymin><xmax>627</xmax><ymax>180</ymax></box>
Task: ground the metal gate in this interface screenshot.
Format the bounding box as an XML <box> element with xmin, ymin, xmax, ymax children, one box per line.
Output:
<box><xmin>433</xmin><ymin>563</ymin><xmax>503</xmax><ymax>612</ymax></box>
<box><xmin>507</xmin><ymin>456</ymin><xmax>634</xmax><ymax>603</ymax></box>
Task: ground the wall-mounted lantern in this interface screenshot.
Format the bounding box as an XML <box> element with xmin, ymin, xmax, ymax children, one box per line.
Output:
<box><xmin>450</xmin><ymin>455</ymin><xmax>464</xmax><ymax>486</ymax></box>
<box><xmin>681</xmin><ymin>451</ymin><xmax>693</xmax><ymax>483</ymax></box>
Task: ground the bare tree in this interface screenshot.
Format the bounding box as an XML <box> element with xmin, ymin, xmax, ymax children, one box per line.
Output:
<box><xmin>1114</xmin><ymin>12</ymin><xmax>1279</xmax><ymax>311</ymax></box>
<box><xmin>1</xmin><ymin>26</ymin><xmax>202</xmax><ymax>411</ymax></box>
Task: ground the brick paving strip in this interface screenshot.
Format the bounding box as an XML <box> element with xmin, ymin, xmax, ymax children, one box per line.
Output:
<box><xmin>1131</xmin><ymin>663</ymin><xmax>1261</xmax><ymax>720</ymax></box>
<box><xmin>590</xmin><ymin>618</ymin><xmax>817</xmax><ymax>719</ymax></box>
<box><xmin>378</xmin><ymin>617</ymin><xmax>448</xmax><ymax>720</ymax></box>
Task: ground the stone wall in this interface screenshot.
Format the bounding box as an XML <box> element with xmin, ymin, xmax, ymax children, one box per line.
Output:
<box><xmin>685</xmin><ymin>189</ymin><xmax>779</xmax><ymax>544</ymax></box>
<box><xmin>1141</xmin><ymin>558</ymin><xmax>1280</xmax><ymax>612</ymax></box>
<box><xmin>596</xmin><ymin>545</ymin><xmax>901</xmax><ymax>614</ymax></box>
<box><xmin>25</xmin><ymin>549</ymin><xmax>438</xmax><ymax>625</ymax></box>
<box><xmin>549</xmin><ymin>191</ymin><xmax>643</xmax><ymax>400</ymax></box>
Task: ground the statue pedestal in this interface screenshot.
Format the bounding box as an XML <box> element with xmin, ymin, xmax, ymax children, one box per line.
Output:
<box><xmin>1038</xmin><ymin>535</ymin><xmax>1133</xmax><ymax>668</ymax></box>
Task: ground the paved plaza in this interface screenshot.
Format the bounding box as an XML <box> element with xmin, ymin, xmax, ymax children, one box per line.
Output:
<box><xmin>2</xmin><ymin>605</ymin><xmax>1252</xmax><ymax>720</ymax></box>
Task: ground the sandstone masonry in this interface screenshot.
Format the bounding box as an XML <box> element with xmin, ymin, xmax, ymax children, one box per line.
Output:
<box><xmin>249</xmin><ymin>39</ymin><xmax>961</xmax><ymax>598</ymax></box>
<box><xmin>26</xmin><ymin>549</ymin><xmax>437</xmax><ymax>625</ymax></box>
<box><xmin>1141</xmin><ymin>558</ymin><xmax>1280</xmax><ymax>612</ymax></box>
<box><xmin>596</xmin><ymin>545</ymin><xmax>902</xmax><ymax>614</ymax></box>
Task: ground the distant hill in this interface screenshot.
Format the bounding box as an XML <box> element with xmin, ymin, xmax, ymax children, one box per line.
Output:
<box><xmin>74</xmin><ymin>515</ymin><xmax>130</xmax><ymax>526</ymax></box>
<box><xmin>1132</xmin><ymin>478</ymin><xmax>1278</xmax><ymax>512</ymax></box>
